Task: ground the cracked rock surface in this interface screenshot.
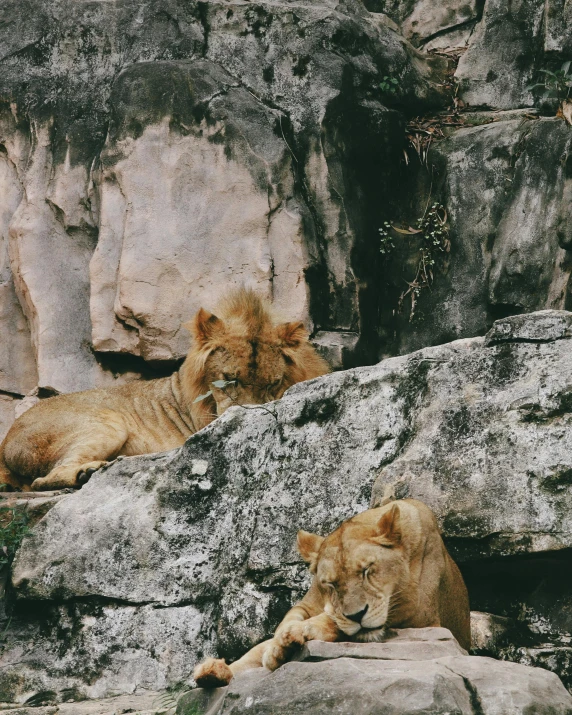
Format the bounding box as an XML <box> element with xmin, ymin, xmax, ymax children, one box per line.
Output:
<box><xmin>0</xmin><ymin>311</ymin><xmax>571</xmax><ymax>701</ymax></box>
<box><xmin>0</xmin><ymin>0</ymin><xmax>447</xmax><ymax>409</ymax></box>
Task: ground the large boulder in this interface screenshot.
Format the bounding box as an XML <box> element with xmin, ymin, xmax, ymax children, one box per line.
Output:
<box><xmin>382</xmin><ymin>116</ymin><xmax>572</xmax><ymax>356</ymax></box>
<box><xmin>177</xmin><ymin>630</ymin><xmax>572</xmax><ymax>715</ymax></box>
<box><xmin>0</xmin><ymin>310</ymin><xmax>571</xmax><ymax>702</ymax></box>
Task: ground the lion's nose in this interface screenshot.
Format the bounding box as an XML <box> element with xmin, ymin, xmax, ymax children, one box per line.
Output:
<box><xmin>345</xmin><ymin>605</ymin><xmax>368</xmax><ymax>623</ymax></box>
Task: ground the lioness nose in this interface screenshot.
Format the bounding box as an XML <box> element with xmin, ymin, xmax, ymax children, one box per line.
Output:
<box><xmin>345</xmin><ymin>605</ymin><xmax>368</xmax><ymax>623</ymax></box>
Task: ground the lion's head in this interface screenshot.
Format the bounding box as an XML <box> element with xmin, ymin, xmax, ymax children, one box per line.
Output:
<box><xmin>182</xmin><ymin>288</ymin><xmax>330</xmax><ymax>421</ymax></box>
<box><xmin>297</xmin><ymin>502</ymin><xmax>419</xmax><ymax>642</ymax></box>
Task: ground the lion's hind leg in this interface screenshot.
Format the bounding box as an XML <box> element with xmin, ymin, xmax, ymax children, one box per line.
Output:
<box><xmin>28</xmin><ymin>414</ymin><xmax>129</xmax><ymax>491</ymax></box>
<box><xmin>0</xmin><ymin>448</ymin><xmax>24</xmax><ymax>491</ymax></box>
<box><xmin>193</xmin><ymin>640</ymin><xmax>271</xmax><ymax>688</ymax></box>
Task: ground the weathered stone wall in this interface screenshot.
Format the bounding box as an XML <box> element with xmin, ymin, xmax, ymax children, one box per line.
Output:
<box><xmin>1</xmin><ymin>0</ymin><xmax>571</xmax><ymax>438</ymax></box>
<box><xmin>0</xmin><ymin>0</ymin><xmax>447</xmax><ymax>428</ymax></box>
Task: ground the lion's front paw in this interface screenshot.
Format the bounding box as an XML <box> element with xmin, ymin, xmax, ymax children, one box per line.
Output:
<box><xmin>276</xmin><ymin>622</ymin><xmax>307</xmax><ymax>649</ymax></box>
<box><xmin>193</xmin><ymin>657</ymin><xmax>233</xmax><ymax>688</ymax></box>
<box><xmin>261</xmin><ymin>640</ymin><xmax>290</xmax><ymax>672</ymax></box>
<box><xmin>261</xmin><ymin>624</ymin><xmax>308</xmax><ymax>671</ymax></box>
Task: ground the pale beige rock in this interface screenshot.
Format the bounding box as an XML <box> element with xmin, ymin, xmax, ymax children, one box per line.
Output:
<box><xmin>0</xmin><ymin>394</ymin><xmax>15</xmax><ymax>442</ymax></box>
<box><xmin>0</xmin><ymin>115</ymin><xmax>138</xmax><ymax>398</ymax></box>
<box><xmin>7</xmin><ymin>123</ymin><xmax>102</xmax><ymax>393</ymax></box>
<box><xmin>402</xmin><ymin>0</ymin><xmax>480</xmax><ymax>46</ymax></box>
<box><xmin>0</xmin><ymin>145</ymin><xmax>37</xmax><ymax>396</ymax></box>
<box><xmin>293</xmin><ymin>628</ymin><xmax>468</xmax><ymax>662</ymax></box>
<box><xmin>90</xmin><ymin>65</ymin><xmax>312</xmax><ymax>362</ymax></box>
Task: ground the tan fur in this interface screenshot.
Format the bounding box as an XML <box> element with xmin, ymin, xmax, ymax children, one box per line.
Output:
<box><xmin>194</xmin><ymin>499</ymin><xmax>470</xmax><ymax>688</ymax></box>
<box><xmin>0</xmin><ymin>289</ymin><xmax>329</xmax><ymax>491</ymax></box>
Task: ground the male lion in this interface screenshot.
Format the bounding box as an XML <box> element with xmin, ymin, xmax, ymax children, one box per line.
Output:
<box><xmin>0</xmin><ymin>288</ymin><xmax>329</xmax><ymax>491</ymax></box>
<box><xmin>194</xmin><ymin>499</ymin><xmax>470</xmax><ymax>687</ymax></box>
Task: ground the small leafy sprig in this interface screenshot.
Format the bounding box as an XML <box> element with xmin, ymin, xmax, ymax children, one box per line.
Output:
<box><xmin>193</xmin><ymin>379</ymin><xmax>278</xmax><ymax>421</ymax></box>
<box><xmin>379</xmin><ymin>75</ymin><xmax>399</xmax><ymax>95</ymax></box>
<box><xmin>527</xmin><ymin>61</ymin><xmax>572</xmax><ymax>104</ymax></box>
<box><xmin>379</xmin><ymin>221</ymin><xmax>395</xmax><ymax>254</ymax></box>
<box><xmin>193</xmin><ymin>379</ymin><xmax>236</xmax><ymax>404</ymax></box>
<box><xmin>379</xmin><ymin>203</ymin><xmax>450</xmax><ymax>320</ymax></box>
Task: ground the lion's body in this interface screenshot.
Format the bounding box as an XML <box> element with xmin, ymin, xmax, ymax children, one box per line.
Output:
<box><xmin>194</xmin><ymin>499</ymin><xmax>470</xmax><ymax>687</ymax></box>
<box><xmin>0</xmin><ymin>289</ymin><xmax>329</xmax><ymax>491</ymax></box>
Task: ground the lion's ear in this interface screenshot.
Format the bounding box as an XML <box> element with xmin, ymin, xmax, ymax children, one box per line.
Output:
<box><xmin>374</xmin><ymin>503</ymin><xmax>402</xmax><ymax>546</ymax></box>
<box><xmin>189</xmin><ymin>308</ymin><xmax>224</xmax><ymax>345</ymax></box>
<box><xmin>277</xmin><ymin>321</ymin><xmax>307</xmax><ymax>348</ymax></box>
<box><xmin>297</xmin><ymin>530</ymin><xmax>324</xmax><ymax>568</ymax></box>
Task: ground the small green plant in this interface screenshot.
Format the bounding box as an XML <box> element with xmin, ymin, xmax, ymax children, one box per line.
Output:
<box><xmin>0</xmin><ymin>508</ymin><xmax>30</xmax><ymax>568</ymax></box>
<box><xmin>527</xmin><ymin>61</ymin><xmax>572</xmax><ymax>106</ymax></box>
<box><xmin>379</xmin><ymin>221</ymin><xmax>395</xmax><ymax>254</ymax></box>
<box><xmin>379</xmin><ymin>75</ymin><xmax>399</xmax><ymax>95</ymax></box>
<box><xmin>193</xmin><ymin>379</ymin><xmax>278</xmax><ymax>421</ymax></box>
<box><xmin>379</xmin><ymin>203</ymin><xmax>450</xmax><ymax>320</ymax></box>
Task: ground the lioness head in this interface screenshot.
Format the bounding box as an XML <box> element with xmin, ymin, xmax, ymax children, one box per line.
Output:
<box><xmin>298</xmin><ymin>503</ymin><xmax>411</xmax><ymax>641</ymax></box>
<box><xmin>183</xmin><ymin>288</ymin><xmax>330</xmax><ymax>418</ymax></box>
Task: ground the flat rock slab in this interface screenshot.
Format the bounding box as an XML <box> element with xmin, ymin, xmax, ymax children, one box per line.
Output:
<box><xmin>178</xmin><ymin>652</ymin><xmax>572</xmax><ymax>715</ymax></box>
<box><xmin>485</xmin><ymin>310</ymin><xmax>572</xmax><ymax>346</ymax></box>
<box><xmin>293</xmin><ymin>627</ymin><xmax>467</xmax><ymax>662</ymax></box>
<box><xmin>0</xmin><ymin>691</ymin><xmax>165</xmax><ymax>714</ymax></box>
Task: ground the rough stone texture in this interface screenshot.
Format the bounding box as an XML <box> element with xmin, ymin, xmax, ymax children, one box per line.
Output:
<box><xmin>0</xmin><ymin>146</ymin><xmax>36</xmax><ymax>398</ymax></box>
<box><xmin>0</xmin><ymin>601</ymin><xmax>206</xmax><ymax>703</ymax></box>
<box><xmin>364</xmin><ymin>0</ymin><xmax>482</xmax><ymax>50</ymax></box>
<box><xmin>0</xmin><ymin>397</ymin><xmax>15</xmax><ymax>443</ymax></box>
<box><xmin>90</xmin><ymin>59</ymin><xmax>312</xmax><ymax>361</ymax></box>
<box><xmin>178</xmin><ymin>638</ymin><xmax>572</xmax><ymax>715</ymax></box>
<box><xmin>292</xmin><ymin>627</ymin><xmax>468</xmax><ymax>661</ymax></box>
<box><xmin>470</xmin><ymin>611</ymin><xmax>516</xmax><ymax>653</ymax></box>
<box><xmin>0</xmin><ymin>311</ymin><xmax>570</xmax><ymax>700</ymax></box>
<box><xmin>382</xmin><ymin>118</ymin><xmax>572</xmax><ymax>356</ymax></box>
<box><xmin>0</xmin><ymin>0</ymin><xmax>448</xmax><ymax>412</ymax></box>
<box><xmin>0</xmin><ymin>691</ymin><xmax>164</xmax><ymax>714</ymax></box>
<box><xmin>485</xmin><ymin>310</ymin><xmax>572</xmax><ymax>346</ymax></box>
<box><xmin>0</xmin><ymin>0</ymin><xmax>571</xmax><ymax>439</ymax></box>
<box><xmin>455</xmin><ymin>0</ymin><xmax>544</xmax><ymax>110</ymax></box>
<box><xmin>311</xmin><ymin>331</ymin><xmax>360</xmax><ymax>370</ymax></box>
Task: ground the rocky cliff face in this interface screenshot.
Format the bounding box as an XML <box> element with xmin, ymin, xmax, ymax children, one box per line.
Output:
<box><xmin>0</xmin><ymin>0</ymin><xmax>571</xmax><ymax>438</ymax></box>
<box><xmin>0</xmin><ymin>311</ymin><xmax>570</xmax><ymax>705</ymax></box>
<box><xmin>1</xmin><ymin>0</ymin><xmax>572</xmax><ymax>710</ymax></box>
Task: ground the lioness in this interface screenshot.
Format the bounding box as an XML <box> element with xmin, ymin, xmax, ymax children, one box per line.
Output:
<box><xmin>194</xmin><ymin>499</ymin><xmax>470</xmax><ymax>687</ymax></box>
<box><xmin>0</xmin><ymin>289</ymin><xmax>329</xmax><ymax>491</ymax></box>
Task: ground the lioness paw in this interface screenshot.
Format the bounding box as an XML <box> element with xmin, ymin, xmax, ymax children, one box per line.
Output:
<box><xmin>261</xmin><ymin>641</ymin><xmax>289</xmax><ymax>672</ymax></box>
<box><xmin>276</xmin><ymin>622</ymin><xmax>307</xmax><ymax>649</ymax></box>
<box><xmin>193</xmin><ymin>657</ymin><xmax>233</xmax><ymax>688</ymax></box>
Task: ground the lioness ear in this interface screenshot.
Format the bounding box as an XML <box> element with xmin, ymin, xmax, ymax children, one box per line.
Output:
<box><xmin>190</xmin><ymin>308</ymin><xmax>224</xmax><ymax>345</ymax></box>
<box><xmin>277</xmin><ymin>321</ymin><xmax>307</xmax><ymax>348</ymax></box>
<box><xmin>297</xmin><ymin>530</ymin><xmax>324</xmax><ymax>568</ymax></box>
<box><xmin>374</xmin><ymin>503</ymin><xmax>402</xmax><ymax>546</ymax></box>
